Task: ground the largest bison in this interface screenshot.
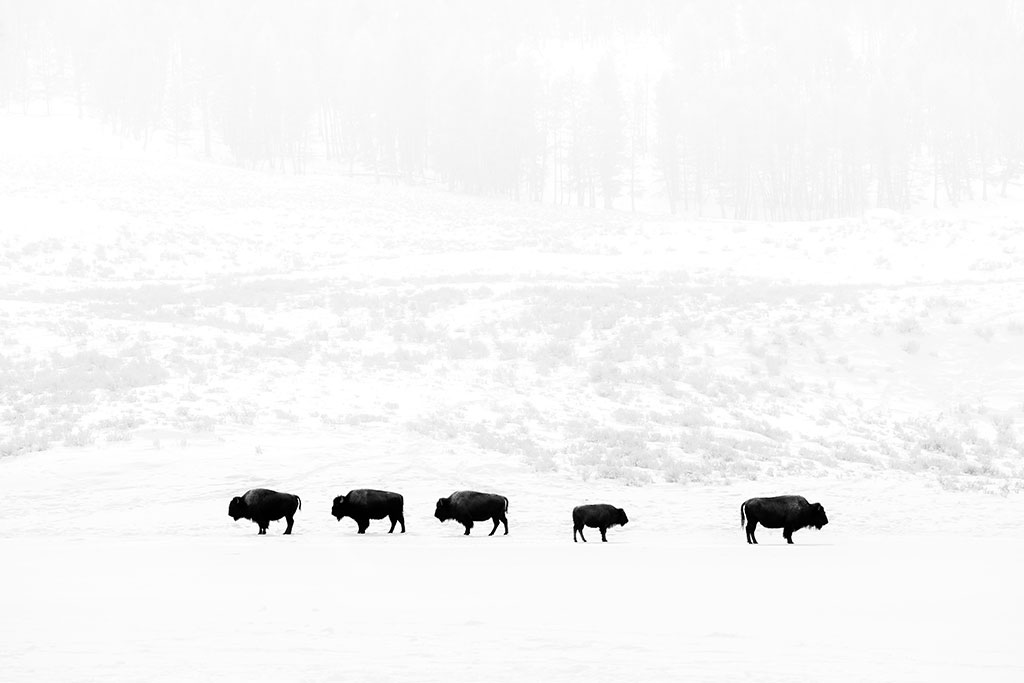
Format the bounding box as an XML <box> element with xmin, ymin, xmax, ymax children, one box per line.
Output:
<box><xmin>228</xmin><ymin>488</ymin><xmax>301</xmax><ymax>535</ymax></box>
<box><xmin>741</xmin><ymin>495</ymin><xmax>828</xmax><ymax>544</ymax></box>
<box><xmin>434</xmin><ymin>491</ymin><xmax>508</xmax><ymax>536</ymax></box>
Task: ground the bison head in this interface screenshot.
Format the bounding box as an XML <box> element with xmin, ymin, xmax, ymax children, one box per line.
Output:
<box><xmin>809</xmin><ymin>502</ymin><xmax>828</xmax><ymax>529</ymax></box>
<box><xmin>434</xmin><ymin>497</ymin><xmax>453</xmax><ymax>522</ymax></box>
<box><xmin>616</xmin><ymin>508</ymin><xmax>629</xmax><ymax>527</ymax></box>
<box><xmin>331</xmin><ymin>495</ymin><xmax>347</xmax><ymax>521</ymax></box>
<box><xmin>228</xmin><ymin>496</ymin><xmax>248</xmax><ymax>520</ymax></box>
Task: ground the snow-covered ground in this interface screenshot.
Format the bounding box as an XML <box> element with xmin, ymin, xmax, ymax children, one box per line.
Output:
<box><xmin>2</xmin><ymin>436</ymin><xmax>1023</xmax><ymax>681</ymax></box>
<box><xmin>1</xmin><ymin>113</ymin><xmax>1024</xmax><ymax>681</ymax></box>
<box><xmin>2</xmin><ymin>436</ymin><xmax>1023</xmax><ymax>682</ymax></box>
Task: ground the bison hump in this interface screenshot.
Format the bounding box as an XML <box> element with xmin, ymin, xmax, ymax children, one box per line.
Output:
<box><xmin>451</xmin><ymin>490</ymin><xmax>497</xmax><ymax>505</ymax></box>
<box><xmin>347</xmin><ymin>489</ymin><xmax>401</xmax><ymax>505</ymax></box>
<box><xmin>243</xmin><ymin>488</ymin><xmax>279</xmax><ymax>506</ymax></box>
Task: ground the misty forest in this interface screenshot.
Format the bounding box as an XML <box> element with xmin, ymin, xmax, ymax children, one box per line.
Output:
<box><xmin>4</xmin><ymin>0</ymin><xmax>1024</xmax><ymax>218</ymax></box>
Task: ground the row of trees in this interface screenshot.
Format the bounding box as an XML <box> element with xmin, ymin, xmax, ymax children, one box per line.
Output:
<box><xmin>3</xmin><ymin>0</ymin><xmax>1024</xmax><ymax>219</ymax></box>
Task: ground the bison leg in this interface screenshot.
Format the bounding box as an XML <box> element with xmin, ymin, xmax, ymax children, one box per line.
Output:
<box><xmin>388</xmin><ymin>514</ymin><xmax>407</xmax><ymax>533</ymax></box>
<box><xmin>745</xmin><ymin>521</ymin><xmax>758</xmax><ymax>544</ymax></box>
<box><xmin>357</xmin><ymin>518</ymin><xmax>369</xmax><ymax>534</ymax></box>
<box><xmin>574</xmin><ymin>525</ymin><xmax>585</xmax><ymax>542</ymax></box>
<box><xmin>600</xmin><ymin>527</ymin><xmax>608</xmax><ymax>542</ymax></box>
<box><xmin>783</xmin><ymin>528</ymin><xmax>794</xmax><ymax>544</ymax></box>
<box><xmin>488</xmin><ymin>514</ymin><xmax>509</xmax><ymax>536</ymax></box>
<box><xmin>463</xmin><ymin>520</ymin><xmax>473</xmax><ymax>535</ymax></box>
<box><xmin>284</xmin><ymin>515</ymin><xmax>294</xmax><ymax>535</ymax></box>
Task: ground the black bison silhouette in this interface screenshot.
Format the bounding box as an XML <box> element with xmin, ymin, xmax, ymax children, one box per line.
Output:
<box><xmin>741</xmin><ymin>495</ymin><xmax>828</xmax><ymax>544</ymax></box>
<box><xmin>572</xmin><ymin>504</ymin><xmax>628</xmax><ymax>542</ymax></box>
<box><xmin>434</xmin><ymin>490</ymin><xmax>509</xmax><ymax>536</ymax></box>
<box><xmin>331</xmin><ymin>489</ymin><xmax>405</xmax><ymax>534</ymax></box>
<box><xmin>228</xmin><ymin>488</ymin><xmax>301</xmax><ymax>535</ymax></box>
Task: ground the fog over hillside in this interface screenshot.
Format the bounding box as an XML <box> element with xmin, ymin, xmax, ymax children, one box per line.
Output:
<box><xmin>2</xmin><ymin>2</ymin><xmax>1024</xmax><ymax>683</ymax></box>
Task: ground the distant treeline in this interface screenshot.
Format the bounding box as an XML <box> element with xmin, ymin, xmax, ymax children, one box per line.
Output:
<box><xmin>3</xmin><ymin>0</ymin><xmax>1023</xmax><ymax>219</ymax></box>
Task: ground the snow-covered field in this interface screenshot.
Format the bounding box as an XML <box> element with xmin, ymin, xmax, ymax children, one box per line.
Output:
<box><xmin>2</xmin><ymin>114</ymin><xmax>1024</xmax><ymax>681</ymax></box>
<box><xmin>2</xmin><ymin>435</ymin><xmax>1023</xmax><ymax>681</ymax></box>
<box><xmin>3</xmin><ymin>436</ymin><xmax>1023</xmax><ymax>682</ymax></box>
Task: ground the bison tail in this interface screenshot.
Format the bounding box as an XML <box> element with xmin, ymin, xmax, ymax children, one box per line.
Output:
<box><xmin>296</xmin><ymin>495</ymin><xmax>302</xmax><ymax>511</ymax></box>
<box><xmin>740</xmin><ymin>502</ymin><xmax>745</xmax><ymax>528</ymax></box>
<box><xmin>503</xmin><ymin>496</ymin><xmax>509</xmax><ymax>513</ymax></box>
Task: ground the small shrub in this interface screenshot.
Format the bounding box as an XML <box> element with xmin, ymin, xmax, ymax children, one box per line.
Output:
<box><xmin>895</xmin><ymin>316</ymin><xmax>922</xmax><ymax>335</ymax></box>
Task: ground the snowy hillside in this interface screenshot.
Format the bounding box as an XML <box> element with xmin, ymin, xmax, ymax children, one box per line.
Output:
<box><xmin>2</xmin><ymin>113</ymin><xmax>1024</xmax><ymax>682</ymax></box>
<box><xmin>2</xmin><ymin>114</ymin><xmax>1023</xmax><ymax>490</ymax></box>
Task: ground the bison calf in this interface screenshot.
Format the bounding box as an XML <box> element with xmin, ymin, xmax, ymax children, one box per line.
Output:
<box><xmin>332</xmin><ymin>489</ymin><xmax>405</xmax><ymax>534</ymax></box>
<box><xmin>434</xmin><ymin>491</ymin><xmax>508</xmax><ymax>536</ymax></box>
<box><xmin>228</xmin><ymin>488</ymin><xmax>301</xmax><ymax>535</ymax></box>
<box><xmin>741</xmin><ymin>495</ymin><xmax>828</xmax><ymax>544</ymax></box>
<box><xmin>573</xmin><ymin>504</ymin><xmax>628</xmax><ymax>542</ymax></box>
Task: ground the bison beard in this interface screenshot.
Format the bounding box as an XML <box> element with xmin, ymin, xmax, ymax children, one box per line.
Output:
<box><xmin>741</xmin><ymin>495</ymin><xmax>828</xmax><ymax>544</ymax></box>
<box><xmin>228</xmin><ymin>488</ymin><xmax>302</xmax><ymax>535</ymax></box>
<box><xmin>434</xmin><ymin>491</ymin><xmax>509</xmax><ymax>536</ymax></box>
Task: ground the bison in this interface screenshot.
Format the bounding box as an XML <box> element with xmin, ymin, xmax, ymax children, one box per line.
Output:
<box><xmin>741</xmin><ymin>495</ymin><xmax>828</xmax><ymax>544</ymax></box>
<box><xmin>228</xmin><ymin>488</ymin><xmax>301</xmax><ymax>535</ymax></box>
<box><xmin>572</xmin><ymin>504</ymin><xmax>628</xmax><ymax>542</ymax></box>
<box><xmin>331</xmin><ymin>489</ymin><xmax>405</xmax><ymax>534</ymax></box>
<box><xmin>434</xmin><ymin>490</ymin><xmax>509</xmax><ymax>536</ymax></box>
